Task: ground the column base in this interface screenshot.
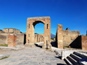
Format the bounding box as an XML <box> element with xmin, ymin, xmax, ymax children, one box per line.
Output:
<box><xmin>42</xmin><ymin>43</ymin><xmax>52</xmax><ymax>51</ymax></box>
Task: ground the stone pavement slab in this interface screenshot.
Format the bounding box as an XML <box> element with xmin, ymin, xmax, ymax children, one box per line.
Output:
<box><xmin>0</xmin><ymin>47</ymin><xmax>66</xmax><ymax>65</ymax></box>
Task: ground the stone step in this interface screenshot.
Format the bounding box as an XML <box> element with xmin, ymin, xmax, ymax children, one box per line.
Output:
<box><xmin>70</xmin><ymin>54</ymin><xmax>82</xmax><ymax>62</ymax></box>
<box><xmin>64</xmin><ymin>58</ymin><xmax>73</xmax><ymax>65</ymax></box>
<box><xmin>67</xmin><ymin>56</ymin><xmax>79</xmax><ymax>65</ymax></box>
<box><xmin>73</xmin><ymin>52</ymin><xmax>87</xmax><ymax>61</ymax></box>
<box><xmin>80</xmin><ymin>61</ymin><xmax>87</xmax><ymax>65</ymax></box>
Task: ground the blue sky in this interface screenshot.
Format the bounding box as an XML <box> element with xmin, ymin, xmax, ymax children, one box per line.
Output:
<box><xmin>0</xmin><ymin>0</ymin><xmax>87</xmax><ymax>35</ymax></box>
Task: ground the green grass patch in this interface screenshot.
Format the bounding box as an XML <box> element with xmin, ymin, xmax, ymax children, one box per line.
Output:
<box><xmin>0</xmin><ymin>44</ymin><xmax>8</xmax><ymax>47</ymax></box>
<box><xmin>0</xmin><ymin>56</ymin><xmax>9</xmax><ymax>60</ymax></box>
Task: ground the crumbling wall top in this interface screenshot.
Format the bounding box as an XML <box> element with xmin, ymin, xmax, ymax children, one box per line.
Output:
<box><xmin>27</xmin><ymin>16</ymin><xmax>50</xmax><ymax>21</ymax></box>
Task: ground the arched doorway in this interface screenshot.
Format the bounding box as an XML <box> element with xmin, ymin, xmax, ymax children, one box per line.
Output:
<box><xmin>34</xmin><ymin>21</ymin><xmax>44</xmax><ymax>43</ymax></box>
<box><xmin>26</xmin><ymin>17</ymin><xmax>51</xmax><ymax>49</ymax></box>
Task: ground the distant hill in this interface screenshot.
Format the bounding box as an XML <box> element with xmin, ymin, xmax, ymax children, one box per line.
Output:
<box><xmin>51</xmin><ymin>33</ymin><xmax>55</xmax><ymax>38</ymax></box>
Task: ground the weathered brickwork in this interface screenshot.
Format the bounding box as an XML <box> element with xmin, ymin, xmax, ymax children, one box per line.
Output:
<box><xmin>26</xmin><ymin>17</ymin><xmax>51</xmax><ymax>49</ymax></box>
<box><xmin>16</xmin><ymin>34</ymin><xmax>24</xmax><ymax>45</ymax></box>
<box><xmin>34</xmin><ymin>34</ymin><xmax>44</xmax><ymax>43</ymax></box>
<box><xmin>0</xmin><ymin>17</ymin><xmax>87</xmax><ymax>51</ymax></box>
<box><xmin>57</xmin><ymin>24</ymin><xmax>63</xmax><ymax>49</ymax></box>
<box><xmin>0</xmin><ymin>28</ymin><xmax>24</xmax><ymax>47</ymax></box>
<box><xmin>7</xmin><ymin>34</ymin><xmax>16</xmax><ymax>47</ymax></box>
<box><xmin>3</xmin><ymin>28</ymin><xmax>21</xmax><ymax>34</ymax></box>
<box><xmin>63</xmin><ymin>30</ymin><xmax>79</xmax><ymax>47</ymax></box>
<box><xmin>65</xmin><ymin>35</ymin><xmax>87</xmax><ymax>51</ymax></box>
<box><xmin>56</xmin><ymin>24</ymin><xmax>80</xmax><ymax>49</ymax></box>
<box><xmin>82</xmin><ymin>36</ymin><xmax>87</xmax><ymax>50</ymax></box>
<box><xmin>0</xmin><ymin>33</ymin><xmax>8</xmax><ymax>44</ymax></box>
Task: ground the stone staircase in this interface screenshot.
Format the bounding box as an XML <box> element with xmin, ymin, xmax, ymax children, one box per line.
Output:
<box><xmin>64</xmin><ymin>52</ymin><xmax>87</xmax><ymax>65</ymax></box>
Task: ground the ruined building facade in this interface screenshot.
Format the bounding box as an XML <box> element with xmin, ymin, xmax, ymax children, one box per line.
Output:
<box><xmin>56</xmin><ymin>24</ymin><xmax>87</xmax><ymax>50</ymax></box>
<box><xmin>56</xmin><ymin>24</ymin><xmax>80</xmax><ymax>49</ymax></box>
<box><xmin>0</xmin><ymin>28</ymin><xmax>24</xmax><ymax>47</ymax></box>
<box><xmin>26</xmin><ymin>17</ymin><xmax>51</xmax><ymax>49</ymax></box>
<box><xmin>0</xmin><ymin>16</ymin><xmax>87</xmax><ymax>50</ymax></box>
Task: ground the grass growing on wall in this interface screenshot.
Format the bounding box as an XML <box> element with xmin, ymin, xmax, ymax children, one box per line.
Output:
<box><xmin>0</xmin><ymin>44</ymin><xmax>8</xmax><ymax>47</ymax></box>
<box><xmin>0</xmin><ymin>56</ymin><xmax>9</xmax><ymax>60</ymax></box>
<box><xmin>63</xmin><ymin>46</ymin><xmax>71</xmax><ymax>49</ymax></box>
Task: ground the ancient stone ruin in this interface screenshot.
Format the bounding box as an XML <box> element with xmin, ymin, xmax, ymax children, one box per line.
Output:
<box><xmin>0</xmin><ymin>28</ymin><xmax>24</xmax><ymax>47</ymax></box>
<box><xmin>0</xmin><ymin>16</ymin><xmax>87</xmax><ymax>65</ymax></box>
<box><xmin>0</xmin><ymin>16</ymin><xmax>87</xmax><ymax>51</ymax></box>
<box><xmin>56</xmin><ymin>24</ymin><xmax>80</xmax><ymax>49</ymax></box>
<box><xmin>26</xmin><ymin>17</ymin><xmax>51</xmax><ymax>49</ymax></box>
<box><xmin>56</xmin><ymin>24</ymin><xmax>87</xmax><ymax>50</ymax></box>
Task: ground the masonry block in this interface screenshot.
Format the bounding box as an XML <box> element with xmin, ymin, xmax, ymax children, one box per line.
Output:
<box><xmin>7</xmin><ymin>34</ymin><xmax>16</xmax><ymax>47</ymax></box>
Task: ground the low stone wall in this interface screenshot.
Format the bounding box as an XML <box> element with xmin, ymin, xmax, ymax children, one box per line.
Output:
<box><xmin>0</xmin><ymin>33</ymin><xmax>24</xmax><ymax>47</ymax></box>
<box><xmin>16</xmin><ymin>34</ymin><xmax>24</xmax><ymax>45</ymax></box>
<box><xmin>0</xmin><ymin>34</ymin><xmax>8</xmax><ymax>44</ymax></box>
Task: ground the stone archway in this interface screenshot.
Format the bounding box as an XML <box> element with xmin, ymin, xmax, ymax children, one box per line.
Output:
<box><xmin>26</xmin><ymin>17</ymin><xmax>51</xmax><ymax>49</ymax></box>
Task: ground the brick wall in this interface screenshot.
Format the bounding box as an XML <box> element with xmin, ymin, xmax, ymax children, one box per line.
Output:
<box><xmin>7</xmin><ymin>34</ymin><xmax>16</xmax><ymax>47</ymax></box>
<box><xmin>82</xmin><ymin>36</ymin><xmax>87</xmax><ymax>50</ymax></box>
<box><xmin>56</xmin><ymin>24</ymin><xmax>80</xmax><ymax>49</ymax></box>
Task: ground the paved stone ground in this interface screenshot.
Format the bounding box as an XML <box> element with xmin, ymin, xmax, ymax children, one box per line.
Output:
<box><xmin>0</xmin><ymin>47</ymin><xmax>66</xmax><ymax>65</ymax></box>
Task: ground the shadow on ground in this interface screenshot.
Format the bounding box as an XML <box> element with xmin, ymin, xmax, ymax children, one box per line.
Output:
<box><xmin>35</xmin><ymin>44</ymin><xmax>42</xmax><ymax>48</ymax></box>
<box><xmin>55</xmin><ymin>56</ymin><xmax>62</xmax><ymax>59</ymax></box>
<box><xmin>51</xmin><ymin>41</ymin><xmax>57</xmax><ymax>47</ymax></box>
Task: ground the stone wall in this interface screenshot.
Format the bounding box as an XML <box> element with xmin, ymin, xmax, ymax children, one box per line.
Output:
<box><xmin>56</xmin><ymin>24</ymin><xmax>80</xmax><ymax>49</ymax></box>
<box><xmin>0</xmin><ymin>28</ymin><xmax>24</xmax><ymax>47</ymax></box>
<box><xmin>69</xmin><ymin>36</ymin><xmax>82</xmax><ymax>48</ymax></box>
<box><xmin>16</xmin><ymin>33</ymin><xmax>24</xmax><ymax>45</ymax></box>
<box><xmin>82</xmin><ymin>36</ymin><xmax>87</xmax><ymax>50</ymax></box>
<box><xmin>69</xmin><ymin>36</ymin><xmax>87</xmax><ymax>50</ymax></box>
<box><xmin>63</xmin><ymin>30</ymin><xmax>79</xmax><ymax>47</ymax></box>
<box><xmin>34</xmin><ymin>34</ymin><xmax>44</xmax><ymax>43</ymax></box>
<box><xmin>7</xmin><ymin>34</ymin><xmax>16</xmax><ymax>47</ymax></box>
<box><xmin>0</xmin><ymin>33</ymin><xmax>8</xmax><ymax>44</ymax></box>
<box><xmin>3</xmin><ymin>28</ymin><xmax>21</xmax><ymax>34</ymax></box>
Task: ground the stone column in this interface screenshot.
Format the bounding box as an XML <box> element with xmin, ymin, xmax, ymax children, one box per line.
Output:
<box><xmin>57</xmin><ymin>24</ymin><xmax>63</xmax><ymax>49</ymax></box>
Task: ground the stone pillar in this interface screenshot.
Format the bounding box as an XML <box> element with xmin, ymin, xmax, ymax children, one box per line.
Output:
<box><xmin>57</xmin><ymin>24</ymin><xmax>63</xmax><ymax>49</ymax></box>
<box><xmin>7</xmin><ymin>34</ymin><xmax>16</xmax><ymax>47</ymax></box>
<box><xmin>26</xmin><ymin>19</ymin><xmax>35</xmax><ymax>47</ymax></box>
<box><xmin>42</xmin><ymin>17</ymin><xmax>51</xmax><ymax>50</ymax></box>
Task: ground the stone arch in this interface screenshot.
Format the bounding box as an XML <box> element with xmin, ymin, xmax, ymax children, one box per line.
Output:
<box><xmin>33</xmin><ymin>21</ymin><xmax>44</xmax><ymax>26</ymax></box>
<box><xmin>26</xmin><ymin>17</ymin><xmax>51</xmax><ymax>48</ymax></box>
<box><xmin>33</xmin><ymin>21</ymin><xmax>44</xmax><ymax>34</ymax></box>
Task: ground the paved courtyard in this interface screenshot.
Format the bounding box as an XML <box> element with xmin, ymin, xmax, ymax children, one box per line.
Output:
<box><xmin>0</xmin><ymin>47</ymin><xmax>66</xmax><ymax>65</ymax></box>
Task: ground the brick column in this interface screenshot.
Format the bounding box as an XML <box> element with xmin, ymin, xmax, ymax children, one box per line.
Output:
<box><xmin>7</xmin><ymin>34</ymin><xmax>16</xmax><ymax>47</ymax></box>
